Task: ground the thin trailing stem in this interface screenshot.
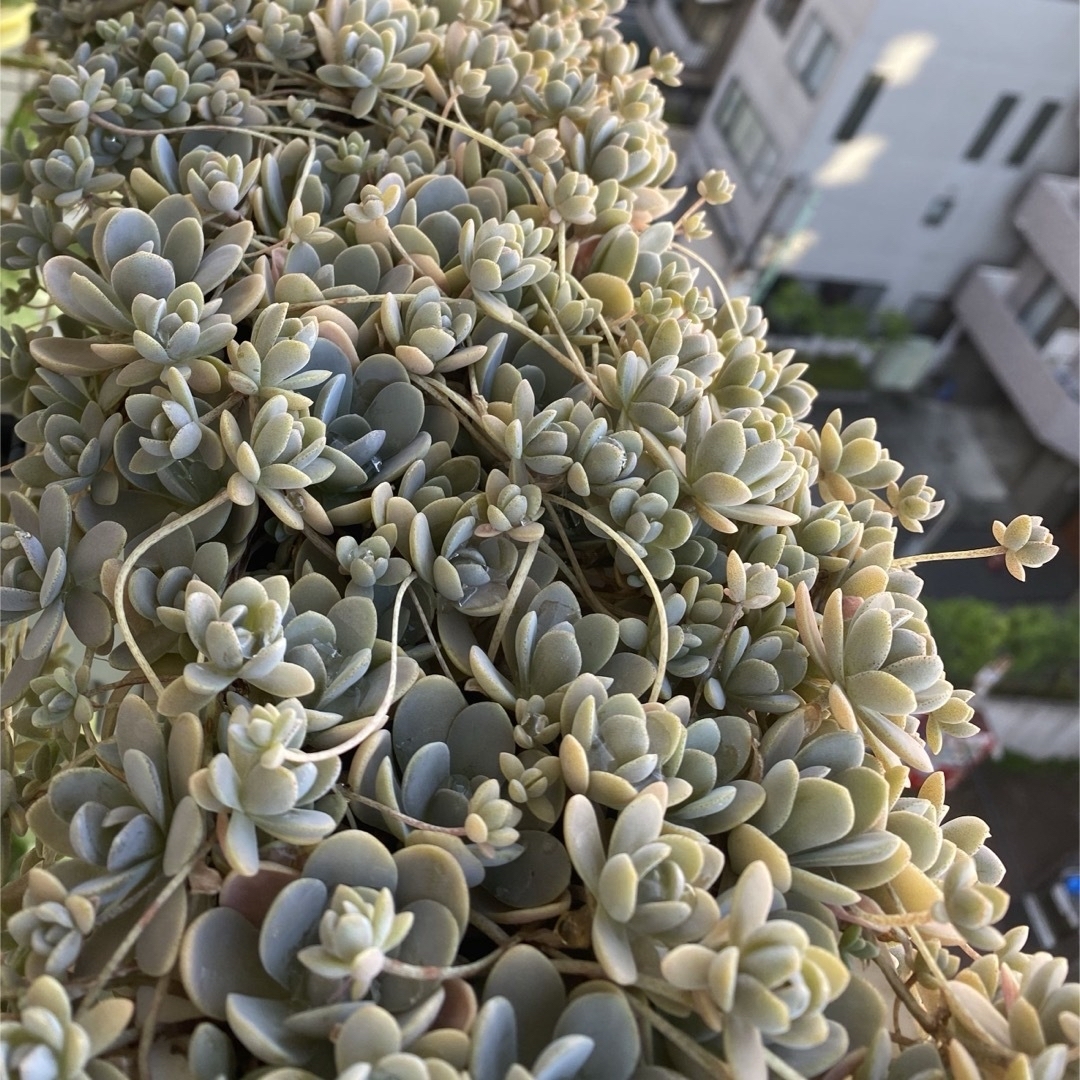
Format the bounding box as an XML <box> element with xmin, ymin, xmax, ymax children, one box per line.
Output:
<box><xmin>690</xmin><ymin>601</ymin><xmax>744</xmax><ymax>714</ymax></box>
<box><xmin>338</xmin><ymin>786</ymin><xmax>468</xmax><ymax>837</ymax></box>
<box><xmin>410</xmin><ymin>591</ymin><xmax>453</xmax><ymax>680</ymax></box>
<box><xmin>625</xmin><ymin>994</ymin><xmax>734</xmax><ymax>1080</ymax></box>
<box><xmin>198</xmin><ymin>391</ymin><xmax>243</xmax><ymax>427</ymax></box>
<box><xmin>90</xmin><ymin>114</ymin><xmax>286</xmax><ymax>148</ymax></box>
<box><xmin>510</xmin><ymin>310</ymin><xmax>605</xmax><ymax>401</ymax></box>
<box><xmin>671</xmin><ymin>240</ymin><xmax>743</xmax><ymax>341</ymax></box>
<box><xmin>378</xmin><ymin>91</ymin><xmax>549</xmax><ymax>210</ymax></box>
<box><xmin>672</xmin><ymin>195</ymin><xmax>707</xmax><ymax>236</ymax></box>
<box><xmin>282</xmin><ymin>573</ymin><xmax>416</xmax><ymax>762</ymax></box>
<box><xmin>485</xmin><ymin>538</ymin><xmax>540</xmax><ymax>662</ymax></box>
<box><xmin>893</xmin><ymin>545</ymin><xmax>1003</xmax><ymax>569</ymax></box>
<box><xmin>113</xmin><ymin>490</ymin><xmax>232</xmax><ymax>695</ymax></box>
<box><xmin>531</xmin><ymin>284</ymin><xmax>612</xmax><ymax>408</ymax></box>
<box><xmin>567</xmin><ymin>273</ymin><xmax>622</xmax><ymax>361</ymax></box>
<box><xmin>469</xmin><ymin>908</ymin><xmax>512</xmax><ymax>945</ymax></box>
<box><xmin>77</xmin><ymin>840</ymin><xmax>212</xmax><ymax>1016</ymax></box>
<box><xmin>382</xmin><ymin>941</ymin><xmax>514</xmax><ymax>982</ymax></box>
<box><xmin>414</xmin><ymin>375</ymin><xmax>504</xmax><ymax>458</ymax></box>
<box><xmin>257</xmin><ymin>97</ymin><xmax>355</xmax><ymax>116</ymax></box>
<box><xmin>872</xmin><ymin>953</ymin><xmax>939</xmax><ymax>1035</ymax></box>
<box><xmin>545</xmin><ymin>494</ymin><xmax>669</xmax><ymax>703</ymax></box>
<box><xmin>540</xmin><ymin>510</ymin><xmax>629</xmax><ymax>620</ymax></box>
<box><xmin>138</xmin><ymin>974</ymin><xmax>171</xmax><ymax>1080</ymax></box>
<box><xmin>482</xmin><ymin>893</ymin><xmax>571</xmax><ymax>924</ymax></box>
<box><xmin>549</xmin><ymin>958</ymin><xmax>687</xmax><ymax>1006</ymax></box>
<box><xmin>302</xmin><ymin>526</ymin><xmax>339</xmax><ymax>563</ymax></box>
<box><xmin>286</xmin><ymin>291</ymin><xmax>420</xmax><ymax>310</ymax></box>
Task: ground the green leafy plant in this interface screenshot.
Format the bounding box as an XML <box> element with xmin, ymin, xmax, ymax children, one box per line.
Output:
<box><xmin>926</xmin><ymin>597</ymin><xmax>1079</xmax><ymax>699</ymax></box>
<box><xmin>766</xmin><ymin>280</ymin><xmax>911</xmax><ymax>344</ymax></box>
<box><xmin>0</xmin><ymin>3</ymin><xmax>1073</xmax><ymax>1080</ymax></box>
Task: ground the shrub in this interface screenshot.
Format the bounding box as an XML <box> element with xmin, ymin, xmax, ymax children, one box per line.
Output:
<box><xmin>800</xmin><ymin>353</ymin><xmax>868</xmax><ymax>391</ymax></box>
<box><xmin>926</xmin><ymin>598</ymin><xmax>1078</xmax><ymax>700</ymax></box>
<box><xmin>0</xmin><ymin>3</ymin><xmax>1072</xmax><ymax>1079</ymax></box>
<box><xmin>923</xmin><ymin>597</ymin><xmax>1011</xmax><ymax>687</ymax></box>
<box><xmin>766</xmin><ymin>280</ymin><xmax>911</xmax><ymax>344</ymax></box>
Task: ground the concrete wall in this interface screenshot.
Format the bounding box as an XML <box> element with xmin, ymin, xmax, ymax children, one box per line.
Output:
<box><xmin>953</xmin><ymin>265</ymin><xmax>1079</xmax><ymax>462</ymax></box>
<box><xmin>689</xmin><ymin>0</ymin><xmax>1080</xmax><ymax>311</ymax></box>
<box><xmin>1013</xmin><ymin>174</ymin><xmax>1080</xmax><ymax>305</ymax></box>
<box><xmin>686</xmin><ymin>0</ymin><xmax>875</xmax><ymax>258</ymax></box>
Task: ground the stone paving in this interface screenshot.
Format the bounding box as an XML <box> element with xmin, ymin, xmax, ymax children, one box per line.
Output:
<box><xmin>982</xmin><ymin>697</ymin><xmax>1080</xmax><ymax>761</ymax></box>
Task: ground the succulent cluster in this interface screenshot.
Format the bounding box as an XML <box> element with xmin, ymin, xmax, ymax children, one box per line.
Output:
<box><xmin>0</xmin><ymin>1</ymin><xmax>1072</xmax><ymax>1079</ymax></box>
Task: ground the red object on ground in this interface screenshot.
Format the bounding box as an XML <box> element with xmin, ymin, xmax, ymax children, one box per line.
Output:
<box><xmin>913</xmin><ymin>707</ymin><xmax>999</xmax><ymax>790</ymax></box>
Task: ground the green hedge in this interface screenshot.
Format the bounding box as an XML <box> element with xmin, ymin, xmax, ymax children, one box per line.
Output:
<box><xmin>925</xmin><ymin>597</ymin><xmax>1079</xmax><ymax>699</ymax></box>
<box><xmin>801</xmin><ymin>353</ymin><xmax>868</xmax><ymax>390</ymax></box>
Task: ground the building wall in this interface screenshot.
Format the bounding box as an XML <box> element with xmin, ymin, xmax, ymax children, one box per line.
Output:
<box><xmin>947</xmin><ymin>172</ymin><xmax>1080</xmax><ymax>464</ymax></box>
<box><xmin>687</xmin><ymin>0</ymin><xmax>1080</xmax><ymax>313</ymax></box>
<box><xmin>685</xmin><ymin>0</ymin><xmax>874</xmax><ymax>260</ymax></box>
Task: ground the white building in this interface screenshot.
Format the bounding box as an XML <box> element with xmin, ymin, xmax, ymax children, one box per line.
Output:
<box><xmin>947</xmin><ymin>171</ymin><xmax>1079</xmax><ymax>494</ymax></box>
<box><xmin>637</xmin><ymin>0</ymin><xmax>1079</xmax><ymax>329</ymax></box>
<box><xmin>629</xmin><ymin>0</ymin><xmax>1080</xmax><ymax>551</ymax></box>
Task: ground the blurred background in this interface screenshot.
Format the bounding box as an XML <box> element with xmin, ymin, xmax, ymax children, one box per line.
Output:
<box><xmin>1</xmin><ymin>0</ymin><xmax>1077</xmax><ymax>968</ymax></box>
<box><xmin>618</xmin><ymin>0</ymin><xmax>1080</xmax><ymax>971</ymax></box>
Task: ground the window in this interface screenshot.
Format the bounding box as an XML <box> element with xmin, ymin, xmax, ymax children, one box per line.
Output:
<box><xmin>675</xmin><ymin>0</ymin><xmax>733</xmax><ymax>52</ymax></box>
<box><xmin>1018</xmin><ymin>274</ymin><xmax>1079</xmax><ymax>346</ymax></box>
<box><xmin>905</xmin><ymin>296</ymin><xmax>953</xmax><ymax>339</ymax></box>
<box><xmin>788</xmin><ymin>14</ymin><xmax>838</xmax><ymax>97</ymax></box>
<box><xmin>713</xmin><ymin>79</ymin><xmax>780</xmax><ymax>193</ymax></box>
<box><xmin>964</xmin><ymin>94</ymin><xmax>1019</xmax><ymax>161</ymax></box>
<box><xmin>815</xmin><ymin>278</ymin><xmax>885</xmax><ymax>312</ymax></box>
<box><xmin>922</xmin><ymin>194</ymin><xmax>955</xmax><ymax>227</ymax></box>
<box><xmin>833</xmin><ymin>73</ymin><xmax>885</xmax><ymax>141</ymax></box>
<box><xmin>1007</xmin><ymin>100</ymin><xmax>1062</xmax><ymax>166</ymax></box>
<box><xmin>765</xmin><ymin>0</ymin><xmax>802</xmax><ymax>34</ymax></box>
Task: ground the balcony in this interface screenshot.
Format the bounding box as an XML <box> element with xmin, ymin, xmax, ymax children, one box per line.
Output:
<box><xmin>637</xmin><ymin>0</ymin><xmax>705</xmax><ymax>68</ymax></box>
<box><xmin>634</xmin><ymin>0</ymin><xmax>737</xmax><ymax>81</ymax></box>
<box><xmin>1014</xmin><ymin>174</ymin><xmax>1080</xmax><ymax>305</ymax></box>
<box><xmin>952</xmin><ymin>266</ymin><xmax>1079</xmax><ymax>462</ymax></box>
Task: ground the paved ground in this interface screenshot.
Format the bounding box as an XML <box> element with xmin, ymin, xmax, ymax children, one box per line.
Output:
<box><xmin>981</xmin><ymin>697</ymin><xmax>1080</xmax><ymax>761</ymax></box>
<box><xmin>949</xmin><ymin>757</ymin><xmax>1079</xmax><ymax>976</ymax></box>
<box><xmin>809</xmin><ymin>390</ymin><xmax>1080</xmax><ymax>603</ymax></box>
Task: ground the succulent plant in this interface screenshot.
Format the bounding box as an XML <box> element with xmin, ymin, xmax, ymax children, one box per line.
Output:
<box><xmin>179</xmin><ymin>831</ymin><xmax>469</xmax><ymax>1068</ymax></box>
<box><xmin>0</xmin><ymin>976</ymin><xmax>132</xmax><ymax>1080</ymax></box>
<box><xmin>0</xmin><ymin>486</ymin><xmax>125</xmax><ymax>707</ymax></box>
<box><xmin>189</xmin><ymin>697</ymin><xmax>340</xmax><ymax>875</ymax></box>
<box><xmin>156</xmin><ymin>575</ymin><xmax>316</xmax><ymax>715</ymax></box>
<box><xmin>0</xmin><ymin>1</ymin><xmax>1072</xmax><ymax>1077</ymax></box>
<box><xmin>663</xmin><ymin>861</ymin><xmax>850</xmax><ymax>1080</ymax></box>
<box><xmin>24</xmin><ymin>696</ymin><xmax>205</xmax><ymax>971</ymax></box>
<box><xmin>992</xmin><ymin>514</ymin><xmax>1060</xmax><ymax>582</ymax></box>
<box><xmin>6</xmin><ymin>868</ymin><xmax>97</xmax><ymax>978</ymax></box>
<box><xmin>564</xmin><ymin>785</ymin><xmax>723</xmax><ymax>985</ymax></box>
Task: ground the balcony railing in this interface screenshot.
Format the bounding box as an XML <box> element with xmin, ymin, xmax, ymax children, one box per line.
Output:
<box><xmin>953</xmin><ymin>266</ymin><xmax>1079</xmax><ymax>462</ymax></box>
<box><xmin>1013</xmin><ymin>174</ymin><xmax>1080</xmax><ymax>306</ymax></box>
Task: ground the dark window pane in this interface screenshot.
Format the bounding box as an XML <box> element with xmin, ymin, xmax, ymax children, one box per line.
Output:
<box><xmin>964</xmin><ymin>94</ymin><xmax>1019</xmax><ymax>160</ymax></box>
<box><xmin>922</xmin><ymin>194</ymin><xmax>955</xmax><ymax>226</ymax></box>
<box><xmin>765</xmin><ymin>0</ymin><xmax>802</xmax><ymax>34</ymax></box>
<box><xmin>1018</xmin><ymin>274</ymin><xmax>1078</xmax><ymax>346</ymax></box>
<box><xmin>676</xmin><ymin>0</ymin><xmax>734</xmax><ymax>49</ymax></box>
<box><xmin>789</xmin><ymin>14</ymin><xmax>839</xmax><ymax>98</ymax></box>
<box><xmin>712</xmin><ymin>78</ymin><xmax>780</xmax><ymax>193</ymax></box>
<box><xmin>834</xmin><ymin>73</ymin><xmax>885</xmax><ymax>141</ymax></box>
<box><xmin>906</xmin><ymin>296</ymin><xmax>954</xmax><ymax>339</ymax></box>
<box><xmin>1007</xmin><ymin>100</ymin><xmax>1062</xmax><ymax>166</ymax></box>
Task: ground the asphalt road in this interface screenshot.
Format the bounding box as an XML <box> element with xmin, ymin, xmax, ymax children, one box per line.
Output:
<box><xmin>948</xmin><ymin>757</ymin><xmax>1080</xmax><ymax>976</ymax></box>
